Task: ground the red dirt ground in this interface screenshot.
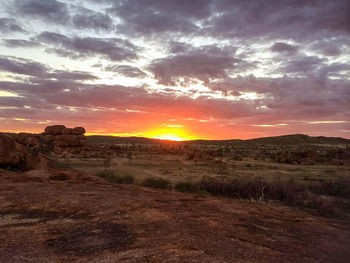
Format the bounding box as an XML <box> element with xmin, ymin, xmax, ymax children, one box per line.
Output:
<box><xmin>0</xmin><ymin>170</ymin><xmax>349</xmax><ymax>262</ymax></box>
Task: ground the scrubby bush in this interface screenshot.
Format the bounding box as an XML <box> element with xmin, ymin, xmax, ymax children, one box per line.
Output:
<box><xmin>172</xmin><ymin>176</ymin><xmax>348</xmax><ymax>217</ymax></box>
<box><xmin>175</xmin><ymin>181</ymin><xmax>197</xmax><ymax>192</ymax></box>
<box><xmin>195</xmin><ymin>189</ymin><xmax>211</xmax><ymax>196</ymax></box>
<box><xmin>308</xmin><ymin>181</ymin><xmax>350</xmax><ymax>199</ymax></box>
<box><xmin>95</xmin><ymin>170</ymin><xmax>135</xmax><ymax>184</ymax></box>
<box><xmin>141</xmin><ymin>177</ymin><xmax>172</xmax><ymax>189</ymax></box>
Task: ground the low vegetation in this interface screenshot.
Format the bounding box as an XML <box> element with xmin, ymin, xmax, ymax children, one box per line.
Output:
<box><xmin>174</xmin><ymin>176</ymin><xmax>350</xmax><ymax>217</ymax></box>
<box><xmin>96</xmin><ymin>170</ymin><xmax>135</xmax><ymax>184</ymax></box>
<box><xmin>59</xmin><ymin>134</ymin><xmax>350</xmax><ymax>218</ymax></box>
<box><xmin>141</xmin><ymin>177</ymin><xmax>172</xmax><ymax>189</ymax></box>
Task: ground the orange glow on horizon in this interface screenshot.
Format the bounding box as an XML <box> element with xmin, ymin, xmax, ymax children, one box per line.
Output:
<box><xmin>143</xmin><ymin>126</ymin><xmax>199</xmax><ymax>141</ymax></box>
<box><xmin>86</xmin><ymin>126</ymin><xmax>201</xmax><ymax>141</ymax></box>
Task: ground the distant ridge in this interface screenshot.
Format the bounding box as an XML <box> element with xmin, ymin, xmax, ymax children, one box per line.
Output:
<box><xmin>86</xmin><ymin>134</ymin><xmax>350</xmax><ymax>145</ymax></box>
<box><xmin>246</xmin><ymin>134</ymin><xmax>350</xmax><ymax>145</ymax></box>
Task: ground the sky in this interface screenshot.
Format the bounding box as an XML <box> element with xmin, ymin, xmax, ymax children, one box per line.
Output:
<box><xmin>0</xmin><ymin>0</ymin><xmax>349</xmax><ymax>140</ymax></box>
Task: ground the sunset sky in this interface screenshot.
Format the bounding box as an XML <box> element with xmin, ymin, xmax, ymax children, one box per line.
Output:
<box><xmin>0</xmin><ymin>0</ymin><xmax>349</xmax><ymax>140</ymax></box>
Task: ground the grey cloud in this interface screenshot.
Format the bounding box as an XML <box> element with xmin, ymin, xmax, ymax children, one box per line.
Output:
<box><xmin>1</xmin><ymin>74</ymin><xmax>349</xmax><ymax>132</ymax></box>
<box><xmin>0</xmin><ymin>18</ymin><xmax>25</xmax><ymax>33</ymax></box>
<box><xmin>109</xmin><ymin>0</ymin><xmax>212</xmax><ymax>35</ymax></box>
<box><xmin>14</xmin><ymin>0</ymin><xmax>70</xmax><ymax>24</ymax></box>
<box><xmin>72</xmin><ymin>8</ymin><xmax>114</xmax><ymax>31</ymax></box>
<box><xmin>149</xmin><ymin>44</ymin><xmax>242</xmax><ymax>85</ymax></box>
<box><xmin>36</xmin><ymin>32</ymin><xmax>139</xmax><ymax>61</ymax></box>
<box><xmin>3</xmin><ymin>39</ymin><xmax>41</xmax><ymax>48</ymax></box>
<box><xmin>197</xmin><ymin>0</ymin><xmax>350</xmax><ymax>44</ymax></box>
<box><xmin>0</xmin><ymin>56</ymin><xmax>96</xmax><ymax>81</ymax></box>
<box><xmin>319</xmin><ymin>63</ymin><xmax>350</xmax><ymax>78</ymax></box>
<box><xmin>168</xmin><ymin>41</ymin><xmax>194</xmax><ymax>54</ymax></box>
<box><xmin>209</xmin><ymin>75</ymin><xmax>350</xmax><ymax>121</ymax></box>
<box><xmin>0</xmin><ymin>56</ymin><xmax>47</xmax><ymax>77</ymax></box>
<box><xmin>310</xmin><ymin>39</ymin><xmax>346</xmax><ymax>57</ymax></box>
<box><xmin>270</xmin><ymin>42</ymin><xmax>298</xmax><ymax>55</ymax></box>
<box><xmin>281</xmin><ymin>56</ymin><xmax>327</xmax><ymax>75</ymax></box>
<box><xmin>50</xmin><ymin>70</ymin><xmax>97</xmax><ymax>81</ymax></box>
<box><xmin>105</xmin><ymin>65</ymin><xmax>146</xmax><ymax>78</ymax></box>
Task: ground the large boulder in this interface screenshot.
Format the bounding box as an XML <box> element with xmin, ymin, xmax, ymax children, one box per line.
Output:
<box><xmin>44</xmin><ymin>125</ymin><xmax>66</xmax><ymax>135</ymax></box>
<box><xmin>40</xmin><ymin>134</ymin><xmax>54</xmax><ymax>142</ymax></box>
<box><xmin>62</xmin><ymin>128</ymin><xmax>73</xmax><ymax>135</ymax></box>
<box><xmin>0</xmin><ymin>133</ymin><xmax>27</xmax><ymax>168</ymax></box>
<box><xmin>15</xmin><ymin>133</ymin><xmax>39</xmax><ymax>146</ymax></box>
<box><xmin>54</xmin><ymin>135</ymin><xmax>82</xmax><ymax>147</ymax></box>
<box><xmin>24</xmin><ymin>152</ymin><xmax>55</xmax><ymax>170</ymax></box>
<box><xmin>73</xmin><ymin>127</ymin><xmax>86</xmax><ymax>135</ymax></box>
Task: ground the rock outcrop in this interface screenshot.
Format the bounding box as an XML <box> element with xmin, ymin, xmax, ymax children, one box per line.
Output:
<box><xmin>0</xmin><ymin>133</ymin><xmax>54</xmax><ymax>170</ymax></box>
<box><xmin>43</xmin><ymin>125</ymin><xmax>87</xmax><ymax>155</ymax></box>
<box><xmin>0</xmin><ymin>124</ymin><xmax>87</xmax><ymax>169</ymax></box>
<box><xmin>0</xmin><ymin>133</ymin><xmax>27</xmax><ymax>168</ymax></box>
<box><xmin>44</xmin><ymin>125</ymin><xmax>66</xmax><ymax>135</ymax></box>
<box><xmin>14</xmin><ymin>133</ymin><xmax>39</xmax><ymax>147</ymax></box>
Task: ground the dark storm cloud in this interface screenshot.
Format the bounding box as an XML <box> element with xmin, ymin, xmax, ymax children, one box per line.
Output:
<box><xmin>105</xmin><ymin>65</ymin><xmax>146</xmax><ymax>78</ymax></box>
<box><xmin>3</xmin><ymin>39</ymin><xmax>41</xmax><ymax>48</ymax></box>
<box><xmin>36</xmin><ymin>32</ymin><xmax>139</xmax><ymax>61</ymax></box>
<box><xmin>0</xmin><ymin>56</ymin><xmax>96</xmax><ymax>81</ymax></box>
<box><xmin>14</xmin><ymin>0</ymin><xmax>70</xmax><ymax>24</ymax></box>
<box><xmin>149</xmin><ymin>44</ymin><xmax>243</xmax><ymax>85</ymax></box>
<box><xmin>0</xmin><ymin>18</ymin><xmax>25</xmax><ymax>33</ymax></box>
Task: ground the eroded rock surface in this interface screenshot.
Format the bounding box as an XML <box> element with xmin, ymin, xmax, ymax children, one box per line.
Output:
<box><xmin>0</xmin><ymin>133</ymin><xmax>27</xmax><ymax>168</ymax></box>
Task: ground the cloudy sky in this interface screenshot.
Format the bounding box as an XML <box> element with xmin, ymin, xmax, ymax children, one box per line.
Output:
<box><xmin>0</xmin><ymin>0</ymin><xmax>349</xmax><ymax>139</ymax></box>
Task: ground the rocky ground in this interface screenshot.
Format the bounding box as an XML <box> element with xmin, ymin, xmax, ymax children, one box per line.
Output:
<box><xmin>1</xmin><ymin>170</ymin><xmax>349</xmax><ymax>263</ymax></box>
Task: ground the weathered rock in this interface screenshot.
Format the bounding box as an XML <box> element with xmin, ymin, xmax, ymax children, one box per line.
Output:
<box><xmin>54</xmin><ymin>146</ymin><xmax>66</xmax><ymax>155</ymax></box>
<box><xmin>62</xmin><ymin>128</ymin><xmax>74</xmax><ymax>135</ymax></box>
<box><xmin>54</xmin><ymin>135</ymin><xmax>81</xmax><ymax>147</ymax></box>
<box><xmin>73</xmin><ymin>127</ymin><xmax>86</xmax><ymax>135</ymax></box>
<box><xmin>24</xmin><ymin>152</ymin><xmax>55</xmax><ymax>170</ymax></box>
<box><xmin>0</xmin><ymin>133</ymin><xmax>26</xmax><ymax>168</ymax></box>
<box><xmin>15</xmin><ymin>133</ymin><xmax>39</xmax><ymax>146</ymax></box>
<box><xmin>45</xmin><ymin>125</ymin><xmax>66</xmax><ymax>135</ymax></box>
<box><xmin>41</xmin><ymin>134</ymin><xmax>55</xmax><ymax>142</ymax></box>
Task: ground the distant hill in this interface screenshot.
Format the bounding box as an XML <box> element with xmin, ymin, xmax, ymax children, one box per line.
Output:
<box><xmin>87</xmin><ymin>135</ymin><xmax>155</xmax><ymax>144</ymax></box>
<box><xmin>86</xmin><ymin>134</ymin><xmax>350</xmax><ymax>146</ymax></box>
<box><xmin>246</xmin><ymin>134</ymin><xmax>350</xmax><ymax>145</ymax></box>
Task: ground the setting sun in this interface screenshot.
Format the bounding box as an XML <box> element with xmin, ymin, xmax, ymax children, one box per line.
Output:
<box><xmin>144</xmin><ymin>127</ymin><xmax>197</xmax><ymax>141</ymax></box>
<box><xmin>152</xmin><ymin>135</ymin><xmax>186</xmax><ymax>141</ymax></box>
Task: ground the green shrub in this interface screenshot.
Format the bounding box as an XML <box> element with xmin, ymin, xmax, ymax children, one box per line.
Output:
<box><xmin>141</xmin><ymin>177</ymin><xmax>172</xmax><ymax>189</ymax></box>
<box><xmin>96</xmin><ymin>170</ymin><xmax>135</xmax><ymax>184</ymax></box>
<box><xmin>175</xmin><ymin>181</ymin><xmax>196</xmax><ymax>192</ymax></box>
